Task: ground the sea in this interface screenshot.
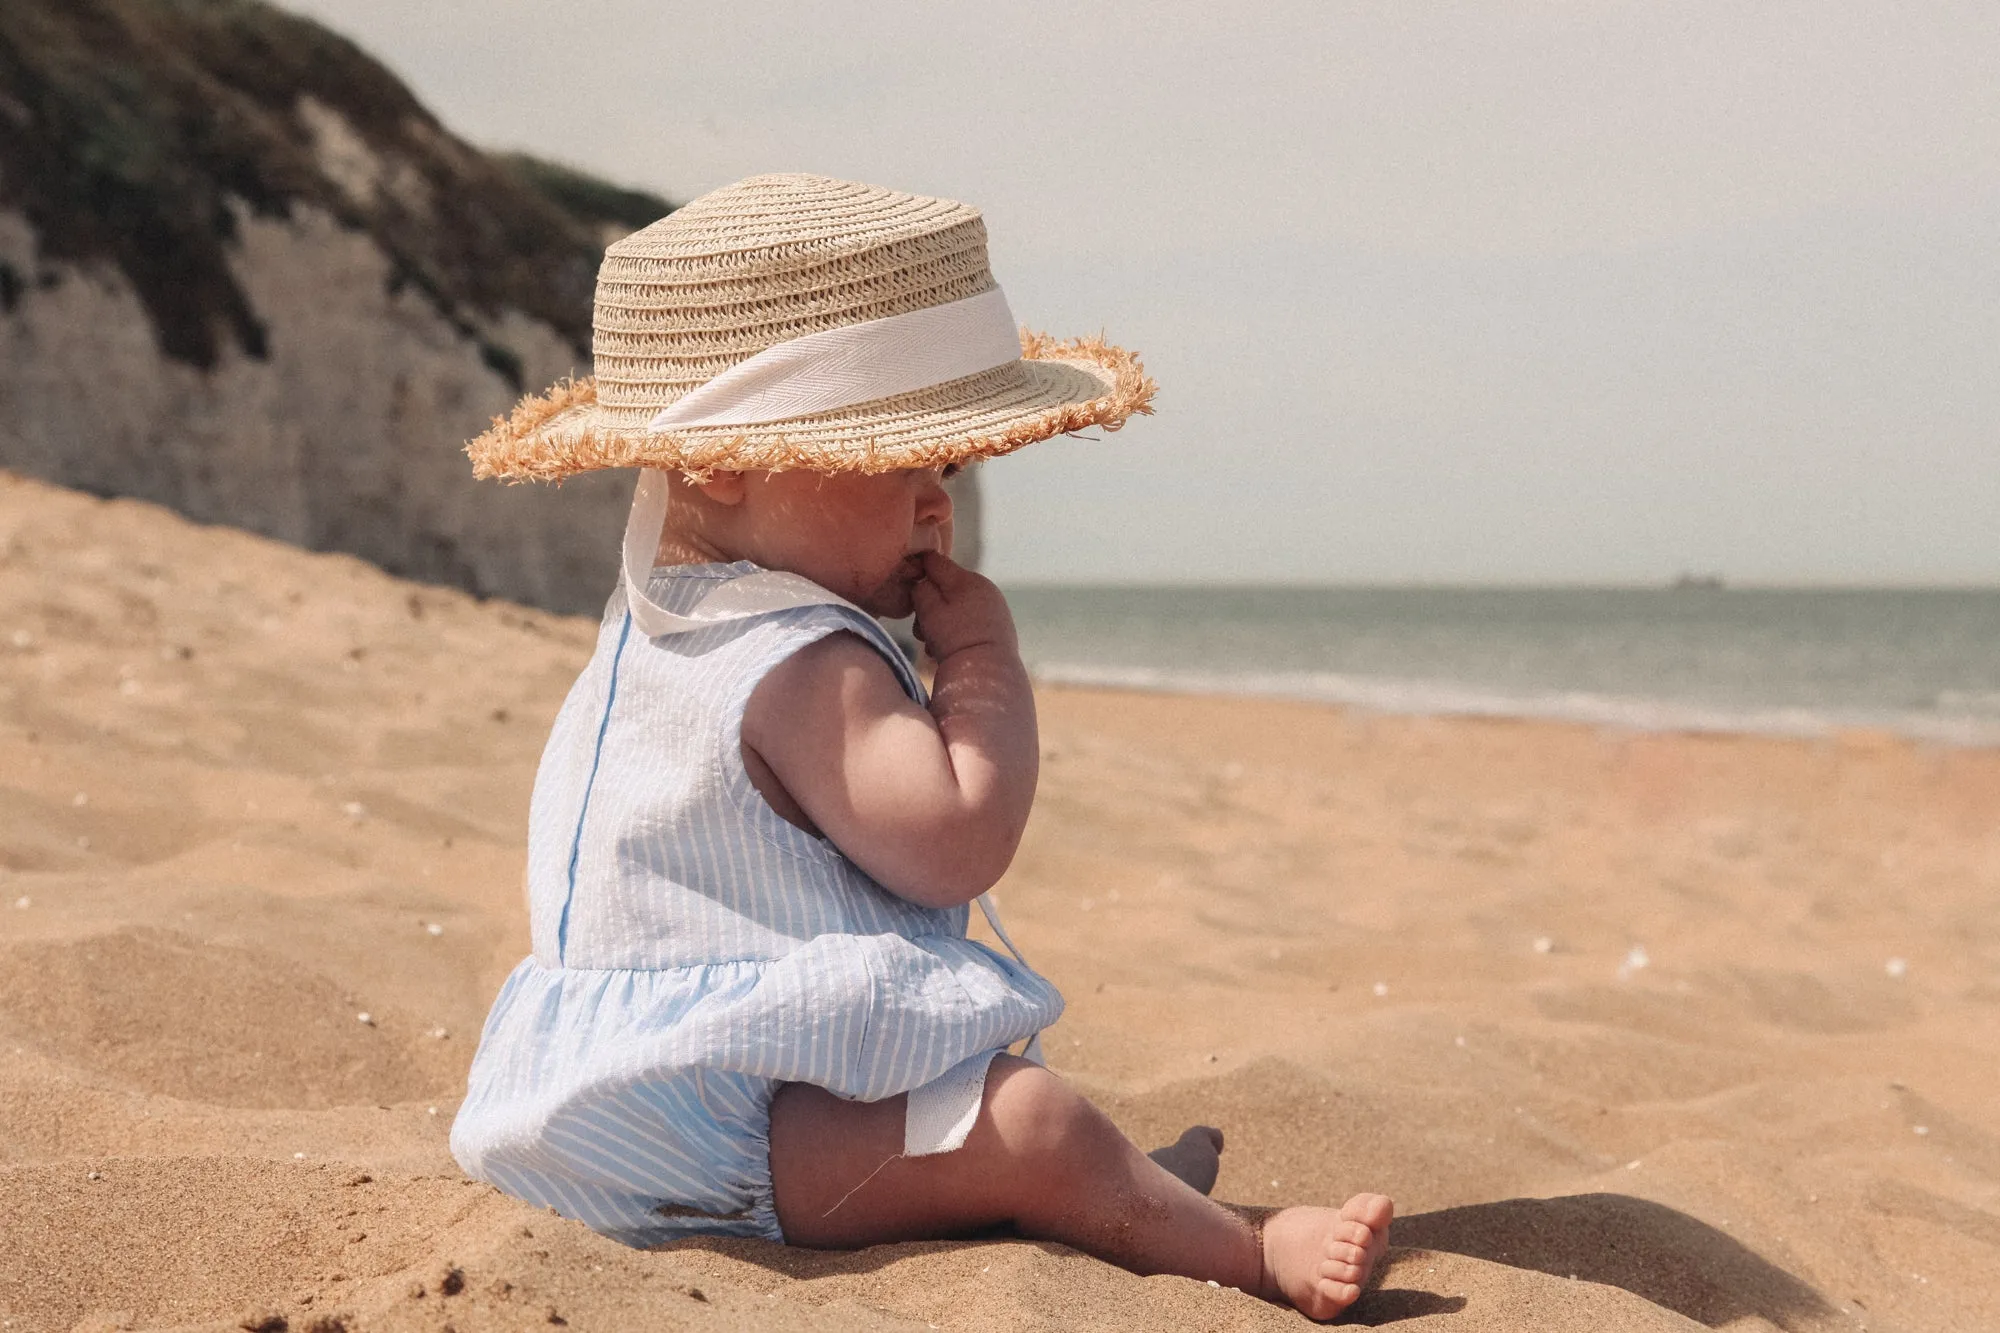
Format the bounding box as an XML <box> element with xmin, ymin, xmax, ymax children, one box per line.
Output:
<box><xmin>1000</xmin><ymin>586</ymin><xmax>2000</xmax><ymax>748</ymax></box>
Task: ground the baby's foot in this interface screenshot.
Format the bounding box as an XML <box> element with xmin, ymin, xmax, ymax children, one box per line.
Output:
<box><xmin>1258</xmin><ymin>1193</ymin><xmax>1393</xmax><ymax>1321</ymax></box>
<box><xmin>1147</xmin><ymin>1125</ymin><xmax>1224</xmax><ymax>1195</ymax></box>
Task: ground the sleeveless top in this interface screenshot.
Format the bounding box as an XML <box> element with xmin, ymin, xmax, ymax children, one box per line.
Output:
<box><xmin>451</xmin><ymin>562</ymin><xmax>1064</xmax><ymax>1232</ymax></box>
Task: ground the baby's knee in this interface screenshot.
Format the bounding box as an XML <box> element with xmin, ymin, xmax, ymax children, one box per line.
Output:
<box><xmin>982</xmin><ymin>1056</ymin><xmax>1120</xmax><ymax>1167</ymax></box>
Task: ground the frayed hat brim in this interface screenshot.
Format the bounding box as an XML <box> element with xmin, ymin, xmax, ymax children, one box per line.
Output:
<box><xmin>465</xmin><ymin>331</ymin><xmax>1155</xmax><ymax>482</ymax></box>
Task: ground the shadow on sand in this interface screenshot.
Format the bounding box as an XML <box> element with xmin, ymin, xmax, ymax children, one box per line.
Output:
<box><xmin>666</xmin><ymin>1193</ymin><xmax>1835</xmax><ymax>1329</ymax></box>
<box><xmin>1385</xmin><ymin>1193</ymin><xmax>1838</xmax><ymax>1330</ymax></box>
<box><xmin>1343</xmin><ymin>1289</ymin><xmax>1471</xmax><ymax>1325</ymax></box>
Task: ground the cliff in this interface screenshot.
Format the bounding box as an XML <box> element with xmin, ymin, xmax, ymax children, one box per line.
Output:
<box><xmin>0</xmin><ymin>0</ymin><xmax>669</xmax><ymax>612</ymax></box>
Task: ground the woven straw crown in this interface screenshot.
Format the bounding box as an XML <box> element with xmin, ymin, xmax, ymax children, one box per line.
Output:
<box><xmin>467</xmin><ymin>173</ymin><xmax>1154</xmax><ymax>480</ymax></box>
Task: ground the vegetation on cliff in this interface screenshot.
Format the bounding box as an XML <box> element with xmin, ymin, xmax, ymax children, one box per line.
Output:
<box><xmin>0</xmin><ymin>0</ymin><xmax>668</xmax><ymax>372</ymax></box>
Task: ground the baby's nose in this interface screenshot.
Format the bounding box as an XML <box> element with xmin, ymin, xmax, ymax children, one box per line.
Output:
<box><xmin>917</xmin><ymin>478</ymin><xmax>954</xmax><ymax>526</ymax></box>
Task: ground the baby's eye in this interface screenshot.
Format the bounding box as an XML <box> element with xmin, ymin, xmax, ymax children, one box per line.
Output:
<box><xmin>941</xmin><ymin>462</ymin><xmax>964</xmax><ymax>480</ymax></box>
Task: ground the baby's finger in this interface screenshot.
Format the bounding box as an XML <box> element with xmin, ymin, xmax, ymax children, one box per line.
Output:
<box><xmin>910</xmin><ymin>572</ymin><xmax>944</xmax><ymax>617</ymax></box>
<box><xmin>918</xmin><ymin>549</ymin><xmax>970</xmax><ymax>593</ymax></box>
<box><xmin>910</xmin><ymin>578</ymin><xmax>951</xmax><ymax>642</ymax></box>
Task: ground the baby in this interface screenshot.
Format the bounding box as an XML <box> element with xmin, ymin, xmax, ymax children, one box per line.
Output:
<box><xmin>452</xmin><ymin>173</ymin><xmax>1392</xmax><ymax>1320</ymax></box>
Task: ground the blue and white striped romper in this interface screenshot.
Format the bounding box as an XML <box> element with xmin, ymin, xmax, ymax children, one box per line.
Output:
<box><xmin>450</xmin><ymin>561</ymin><xmax>1064</xmax><ymax>1246</ymax></box>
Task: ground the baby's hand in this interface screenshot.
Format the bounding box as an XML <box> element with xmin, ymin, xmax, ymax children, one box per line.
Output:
<box><xmin>911</xmin><ymin>551</ymin><xmax>1019</xmax><ymax>664</ymax></box>
<box><xmin>743</xmin><ymin>548</ymin><xmax>1037</xmax><ymax>907</ymax></box>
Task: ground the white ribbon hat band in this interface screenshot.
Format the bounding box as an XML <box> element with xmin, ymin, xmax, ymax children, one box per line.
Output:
<box><xmin>646</xmin><ymin>286</ymin><xmax>1022</xmax><ymax>432</ymax></box>
<box><xmin>621</xmin><ymin>287</ymin><xmax>1022</xmax><ymax>638</ymax></box>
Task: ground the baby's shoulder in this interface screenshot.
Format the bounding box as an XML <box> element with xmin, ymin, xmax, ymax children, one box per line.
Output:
<box><xmin>743</xmin><ymin>624</ymin><xmax>923</xmax><ymax>748</ymax></box>
<box><xmin>754</xmin><ymin>627</ymin><xmax>907</xmax><ymax>710</ymax></box>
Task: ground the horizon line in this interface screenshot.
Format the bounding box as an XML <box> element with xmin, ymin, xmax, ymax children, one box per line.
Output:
<box><xmin>993</xmin><ymin>578</ymin><xmax>2000</xmax><ymax>592</ymax></box>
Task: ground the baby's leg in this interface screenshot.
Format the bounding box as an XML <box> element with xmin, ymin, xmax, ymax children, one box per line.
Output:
<box><xmin>769</xmin><ymin>1057</ymin><xmax>1392</xmax><ymax>1320</ymax></box>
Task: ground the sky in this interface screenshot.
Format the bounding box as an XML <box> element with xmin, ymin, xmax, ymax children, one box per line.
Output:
<box><xmin>281</xmin><ymin>0</ymin><xmax>2000</xmax><ymax>585</ymax></box>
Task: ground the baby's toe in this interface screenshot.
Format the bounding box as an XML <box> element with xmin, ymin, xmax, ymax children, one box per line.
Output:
<box><xmin>1327</xmin><ymin>1239</ymin><xmax>1368</xmax><ymax>1267</ymax></box>
<box><xmin>1340</xmin><ymin>1192</ymin><xmax>1395</xmax><ymax>1232</ymax></box>
<box><xmin>1334</xmin><ymin>1218</ymin><xmax>1374</xmax><ymax>1249</ymax></box>
<box><xmin>1306</xmin><ymin>1277</ymin><xmax>1362</xmax><ymax>1321</ymax></box>
<box><xmin>1322</xmin><ymin>1254</ymin><xmax>1366</xmax><ymax>1285</ymax></box>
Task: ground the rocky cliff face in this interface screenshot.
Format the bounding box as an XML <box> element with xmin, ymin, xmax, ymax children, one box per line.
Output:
<box><xmin>0</xmin><ymin>0</ymin><xmax>665</xmax><ymax>613</ymax></box>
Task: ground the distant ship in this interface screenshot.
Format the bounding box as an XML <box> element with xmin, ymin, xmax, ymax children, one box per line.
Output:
<box><xmin>1671</xmin><ymin>572</ymin><xmax>1726</xmax><ymax>591</ymax></box>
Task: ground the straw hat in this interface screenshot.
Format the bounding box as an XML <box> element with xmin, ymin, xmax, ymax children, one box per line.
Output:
<box><xmin>466</xmin><ymin>173</ymin><xmax>1155</xmax><ymax>481</ymax></box>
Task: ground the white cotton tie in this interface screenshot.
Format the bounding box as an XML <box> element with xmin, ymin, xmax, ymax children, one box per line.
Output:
<box><xmin>616</xmin><ymin>470</ymin><xmax>862</xmax><ymax>639</ymax></box>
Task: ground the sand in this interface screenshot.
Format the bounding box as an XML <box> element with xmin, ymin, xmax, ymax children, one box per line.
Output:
<box><xmin>1</xmin><ymin>468</ymin><xmax>1996</xmax><ymax>1332</ymax></box>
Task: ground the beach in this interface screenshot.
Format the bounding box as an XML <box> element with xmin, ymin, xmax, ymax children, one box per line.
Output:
<box><xmin>3</xmin><ymin>470</ymin><xmax>1996</xmax><ymax>1332</ymax></box>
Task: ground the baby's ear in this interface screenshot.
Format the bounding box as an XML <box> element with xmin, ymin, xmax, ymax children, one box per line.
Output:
<box><xmin>693</xmin><ymin>471</ymin><xmax>748</xmax><ymax>506</ymax></box>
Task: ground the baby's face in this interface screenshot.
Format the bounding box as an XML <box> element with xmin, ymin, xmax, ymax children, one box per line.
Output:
<box><xmin>742</xmin><ymin>465</ymin><xmax>957</xmax><ymax>618</ymax></box>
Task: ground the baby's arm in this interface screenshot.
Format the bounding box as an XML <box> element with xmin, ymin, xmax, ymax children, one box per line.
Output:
<box><xmin>741</xmin><ymin>551</ymin><xmax>1037</xmax><ymax>907</ymax></box>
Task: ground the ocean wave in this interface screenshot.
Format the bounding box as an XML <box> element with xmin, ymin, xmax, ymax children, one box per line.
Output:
<box><xmin>1026</xmin><ymin>662</ymin><xmax>2000</xmax><ymax>747</ymax></box>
